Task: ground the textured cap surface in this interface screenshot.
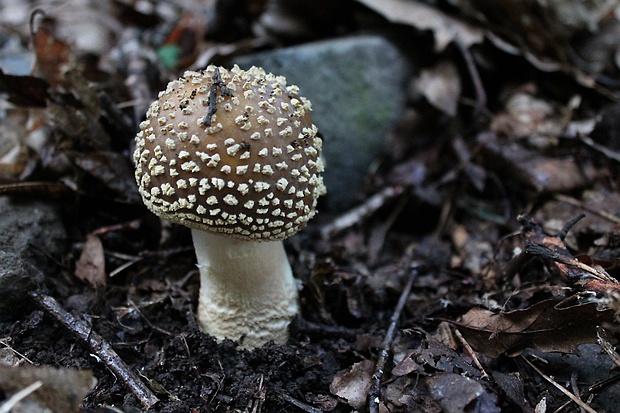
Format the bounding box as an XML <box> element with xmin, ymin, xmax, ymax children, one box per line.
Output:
<box><xmin>134</xmin><ymin>65</ymin><xmax>325</xmax><ymax>240</ymax></box>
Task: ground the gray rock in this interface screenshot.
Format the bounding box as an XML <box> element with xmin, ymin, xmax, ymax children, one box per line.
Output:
<box><xmin>0</xmin><ymin>251</ymin><xmax>45</xmax><ymax>321</ymax></box>
<box><xmin>0</xmin><ymin>197</ymin><xmax>66</xmax><ymax>321</ymax></box>
<box><xmin>234</xmin><ymin>34</ymin><xmax>411</xmax><ymax>210</ymax></box>
<box><xmin>0</xmin><ymin>197</ymin><xmax>66</xmax><ymax>264</ymax></box>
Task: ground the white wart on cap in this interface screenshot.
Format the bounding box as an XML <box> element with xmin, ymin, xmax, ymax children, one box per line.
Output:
<box><xmin>133</xmin><ymin>65</ymin><xmax>325</xmax><ymax>240</ymax></box>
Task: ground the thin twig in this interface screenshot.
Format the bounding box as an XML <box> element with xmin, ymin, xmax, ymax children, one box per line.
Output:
<box><xmin>558</xmin><ymin>213</ymin><xmax>586</xmax><ymax>241</ymax></box>
<box><xmin>596</xmin><ymin>327</ymin><xmax>620</xmax><ymax>370</ymax></box>
<box><xmin>367</xmin><ymin>194</ymin><xmax>409</xmax><ymax>265</ymax></box>
<box><xmin>91</xmin><ymin>219</ymin><xmax>141</xmax><ymax>237</ymax></box>
<box><xmin>367</xmin><ymin>266</ymin><xmax>417</xmax><ymax>413</ymax></box>
<box><xmin>30</xmin><ymin>292</ymin><xmax>159</xmax><ymax>409</ymax></box>
<box><xmin>554</xmin><ymin>193</ymin><xmax>620</xmax><ymax>225</ymax></box>
<box><xmin>0</xmin><ymin>337</ymin><xmax>34</xmax><ymax>364</ymax></box>
<box><xmin>127</xmin><ymin>299</ymin><xmax>173</xmax><ymax>336</ymax></box>
<box><xmin>280</xmin><ymin>393</ymin><xmax>325</xmax><ymax>413</ymax></box>
<box><xmin>320</xmin><ymin>186</ymin><xmax>404</xmax><ymax>238</ymax></box>
<box><xmin>454</xmin><ymin>33</ymin><xmax>487</xmax><ymax>113</ymax></box>
<box><xmin>588</xmin><ymin>374</ymin><xmax>620</xmax><ymax>394</ymax></box>
<box><xmin>578</xmin><ymin>134</ymin><xmax>620</xmax><ymax>163</ymax></box>
<box><xmin>525</xmin><ymin>242</ymin><xmax>616</xmax><ymax>283</ymax></box>
<box><xmin>521</xmin><ymin>356</ymin><xmax>599</xmax><ymax>413</ymax></box>
<box><xmin>0</xmin><ymin>181</ymin><xmax>72</xmax><ymax>197</ymax></box>
<box><xmin>453</xmin><ymin>328</ymin><xmax>488</xmax><ymax>379</ymax></box>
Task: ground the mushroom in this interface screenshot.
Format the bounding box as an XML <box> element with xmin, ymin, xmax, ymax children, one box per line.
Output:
<box><xmin>133</xmin><ymin>65</ymin><xmax>326</xmax><ymax>348</ymax></box>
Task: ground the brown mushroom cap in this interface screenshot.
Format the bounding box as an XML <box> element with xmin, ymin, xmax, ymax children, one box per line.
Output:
<box><xmin>133</xmin><ymin>65</ymin><xmax>326</xmax><ymax>240</ymax></box>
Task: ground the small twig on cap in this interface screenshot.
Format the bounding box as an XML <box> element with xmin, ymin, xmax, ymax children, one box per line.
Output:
<box><xmin>367</xmin><ymin>265</ymin><xmax>418</xmax><ymax>413</ymax></box>
<box><xmin>29</xmin><ymin>292</ymin><xmax>159</xmax><ymax>409</ymax></box>
<box><xmin>203</xmin><ymin>67</ymin><xmax>233</xmax><ymax>126</ymax></box>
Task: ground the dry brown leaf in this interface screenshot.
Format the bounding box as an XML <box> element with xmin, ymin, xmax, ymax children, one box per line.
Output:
<box><xmin>415</xmin><ymin>59</ymin><xmax>461</xmax><ymax>116</ymax></box>
<box><xmin>0</xmin><ymin>70</ymin><xmax>49</xmax><ymax>107</ymax></box>
<box><xmin>0</xmin><ymin>108</ymin><xmax>47</xmax><ymax>180</ymax></box>
<box><xmin>31</xmin><ymin>13</ymin><xmax>75</xmax><ymax>90</ymax></box>
<box><xmin>455</xmin><ymin>299</ymin><xmax>615</xmax><ymax>358</ymax></box>
<box><xmin>391</xmin><ymin>349</ymin><xmax>420</xmax><ymax>376</ymax></box>
<box><xmin>382</xmin><ymin>376</ymin><xmax>420</xmax><ymax>411</ymax></box>
<box><xmin>73</xmin><ymin>151</ymin><xmax>141</xmax><ymax>202</ymax></box>
<box><xmin>329</xmin><ymin>359</ymin><xmax>374</xmax><ymax>410</ymax></box>
<box><xmin>30</xmin><ymin>12</ymin><xmax>113</xmax><ymax>152</ymax></box>
<box><xmin>490</xmin><ymin>88</ymin><xmax>566</xmax><ymax>143</ymax></box>
<box><xmin>75</xmin><ymin>233</ymin><xmax>106</xmax><ymax>288</ymax></box>
<box><xmin>478</xmin><ymin>132</ymin><xmax>595</xmax><ymax>193</ymax></box>
<box><xmin>354</xmin><ymin>0</ymin><xmax>484</xmax><ymax>52</ymax></box>
<box><xmin>427</xmin><ymin>372</ymin><xmax>500</xmax><ymax>413</ymax></box>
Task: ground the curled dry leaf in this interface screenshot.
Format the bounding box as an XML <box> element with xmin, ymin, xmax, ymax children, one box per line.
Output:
<box><xmin>391</xmin><ymin>349</ymin><xmax>420</xmax><ymax>377</ymax></box>
<box><xmin>0</xmin><ymin>108</ymin><xmax>47</xmax><ymax>181</ymax></box>
<box><xmin>0</xmin><ymin>70</ymin><xmax>49</xmax><ymax>107</ymax></box>
<box><xmin>454</xmin><ymin>299</ymin><xmax>614</xmax><ymax>358</ymax></box>
<box><xmin>31</xmin><ymin>14</ymin><xmax>75</xmax><ymax>91</ymax></box>
<box><xmin>414</xmin><ymin>59</ymin><xmax>461</xmax><ymax>116</ymax></box>
<box><xmin>74</xmin><ymin>233</ymin><xmax>106</xmax><ymax>288</ymax></box>
<box><xmin>535</xmin><ymin>192</ymin><xmax>620</xmax><ymax>261</ymax></box>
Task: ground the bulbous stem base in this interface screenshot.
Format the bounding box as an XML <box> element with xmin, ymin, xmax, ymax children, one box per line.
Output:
<box><xmin>192</xmin><ymin>229</ymin><xmax>299</xmax><ymax>348</ymax></box>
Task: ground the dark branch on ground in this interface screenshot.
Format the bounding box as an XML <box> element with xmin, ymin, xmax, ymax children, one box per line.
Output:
<box><xmin>367</xmin><ymin>264</ymin><xmax>418</xmax><ymax>413</ymax></box>
<box><xmin>29</xmin><ymin>292</ymin><xmax>160</xmax><ymax>409</ymax></box>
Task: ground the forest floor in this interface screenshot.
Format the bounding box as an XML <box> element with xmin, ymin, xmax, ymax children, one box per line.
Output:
<box><xmin>2</xmin><ymin>1</ymin><xmax>620</xmax><ymax>412</ymax></box>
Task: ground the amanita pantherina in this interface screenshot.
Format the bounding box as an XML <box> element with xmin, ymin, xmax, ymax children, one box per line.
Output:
<box><xmin>133</xmin><ymin>65</ymin><xmax>325</xmax><ymax>347</ymax></box>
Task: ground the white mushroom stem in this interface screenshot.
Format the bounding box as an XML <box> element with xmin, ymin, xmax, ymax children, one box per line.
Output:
<box><xmin>192</xmin><ymin>229</ymin><xmax>299</xmax><ymax>348</ymax></box>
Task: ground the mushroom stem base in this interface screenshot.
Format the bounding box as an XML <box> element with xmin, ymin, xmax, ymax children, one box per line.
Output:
<box><xmin>192</xmin><ymin>229</ymin><xmax>299</xmax><ymax>348</ymax></box>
